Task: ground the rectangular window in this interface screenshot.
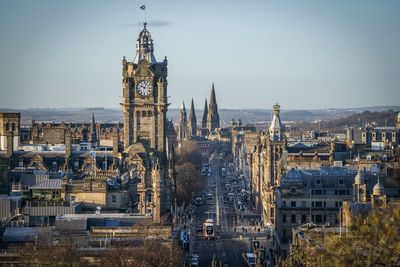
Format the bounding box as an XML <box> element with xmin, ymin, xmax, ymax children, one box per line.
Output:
<box><xmin>301</xmin><ymin>214</ymin><xmax>306</xmax><ymax>223</ymax></box>
<box><xmin>302</xmin><ymin>201</ymin><xmax>306</xmax><ymax>207</ymax></box>
<box><xmin>291</xmin><ymin>215</ymin><xmax>296</xmax><ymax>223</ymax></box>
<box><xmin>291</xmin><ymin>201</ymin><xmax>296</xmax><ymax>207</ymax></box>
<box><xmin>316</xmin><ymin>179</ymin><xmax>321</xmax><ymax>185</ymax></box>
<box><xmin>282</xmin><ymin>214</ymin><xmax>286</xmax><ymax>223</ymax></box>
<box><xmin>147</xmin><ymin>193</ymin><xmax>152</xmax><ymax>203</ymax></box>
<box><xmin>339</xmin><ymin>179</ymin><xmax>344</xmax><ymax>185</ymax></box>
<box><xmin>315</xmin><ymin>201</ymin><xmax>323</xmax><ymax>207</ymax></box>
<box><xmin>111</xmin><ymin>195</ymin><xmax>117</xmax><ymax>203</ymax></box>
<box><xmin>315</xmin><ymin>215</ymin><xmax>323</xmax><ymax>223</ymax></box>
<box><xmin>282</xmin><ymin>201</ymin><xmax>286</xmax><ymax>207</ymax></box>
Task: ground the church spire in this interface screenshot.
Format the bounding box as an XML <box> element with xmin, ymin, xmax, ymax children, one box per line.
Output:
<box><xmin>209</xmin><ymin>83</ymin><xmax>217</xmax><ymax>112</ymax></box>
<box><xmin>202</xmin><ymin>98</ymin><xmax>208</xmax><ymax>128</ymax></box>
<box><xmin>178</xmin><ymin>102</ymin><xmax>188</xmax><ymax>141</ymax></box>
<box><xmin>188</xmin><ymin>98</ymin><xmax>197</xmax><ymax>137</ymax></box>
<box><xmin>207</xmin><ymin>83</ymin><xmax>220</xmax><ymax>132</ymax></box>
<box><xmin>90</xmin><ymin>113</ymin><xmax>97</xmax><ymax>146</ymax></box>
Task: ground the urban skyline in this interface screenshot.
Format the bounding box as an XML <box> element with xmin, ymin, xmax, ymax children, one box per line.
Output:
<box><xmin>1</xmin><ymin>0</ymin><xmax>400</xmax><ymax>110</ymax></box>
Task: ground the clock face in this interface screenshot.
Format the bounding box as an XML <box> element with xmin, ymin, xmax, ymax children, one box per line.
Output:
<box><xmin>137</xmin><ymin>80</ymin><xmax>152</xmax><ymax>96</ymax></box>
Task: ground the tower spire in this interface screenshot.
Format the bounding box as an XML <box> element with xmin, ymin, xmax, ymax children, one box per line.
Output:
<box><xmin>202</xmin><ymin>98</ymin><xmax>208</xmax><ymax>128</ymax></box>
<box><xmin>178</xmin><ymin>101</ymin><xmax>188</xmax><ymax>141</ymax></box>
<box><xmin>90</xmin><ymin>113</ymin><xmax>97</xmax><ymax>146</ymax></box>
<box><xmin>188</xmin><ymin>98</ymin><xmax>197</xmax><ymax>137</ymax></box>
<box><xmin>207</xmin><ymin>83</ymin><xmax>220</xmax><ymax>132</ymax></box>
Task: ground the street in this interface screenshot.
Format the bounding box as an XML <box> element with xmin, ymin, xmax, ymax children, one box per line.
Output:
<box><xmin>188</xmin><ymin>157</ymin><xmax>272</xmax><ymax>267</ymax></box>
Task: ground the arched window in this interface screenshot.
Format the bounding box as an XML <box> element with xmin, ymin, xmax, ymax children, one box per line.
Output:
<box><xmin>5</xmin><ymin>123</ymin><xmax>9</xmax><ymax>132</ymax></box>
<box><xmin>12</xmin><ymin>123</ymin><xmax>16</xmax><ymax>132</ymax></box>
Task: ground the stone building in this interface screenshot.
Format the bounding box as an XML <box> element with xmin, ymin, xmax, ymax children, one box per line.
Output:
<box><xmin>120</xmin><ymin>22</ymin><xmax>172</xmax><ymax>223</ymax></box>
<box><xmin>250</xmin><ymin>104</ymin><xmax>286</xmax><ymax>209</ymax></box>
<box><xmin>1</xmin><ymin>23</ymin><xmax>175</xmax><ymax>225</ymax></box>
<box><xmin>0</xmin><ymin>113</ymin><xmax>21</xmax><ymax>155</ymax></box>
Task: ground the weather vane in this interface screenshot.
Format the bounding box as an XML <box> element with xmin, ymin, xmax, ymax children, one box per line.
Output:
<box><xmin>140</xmin><ymin>1</ymin><xmax>147</xmax><ymax>25</ymax></box>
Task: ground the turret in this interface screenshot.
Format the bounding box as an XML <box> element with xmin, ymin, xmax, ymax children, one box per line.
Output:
<box><xmin>269</xmin><ymin>103</ymin><xmax>284</xmax><ymax>142</ymax></box>
<box><xmin>371</xmin><ymin>175</ymin><xmax>387</xmax><ymax>208</ymax></box>
<box><xmin>133</xmin><ymin>22</ymin><xmax>157</xmax><ymax>64</ymax></box>
<box><xmin>353</xmin><ymin>168</ymin><xmax>367</xmax><ymax>203</ymax></box>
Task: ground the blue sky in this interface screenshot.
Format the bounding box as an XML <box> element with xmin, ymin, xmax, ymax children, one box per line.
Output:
<box><xmin>0</xmin><ymin>0</ymin><xmax>399</xmax><ymax>110</ymax></box>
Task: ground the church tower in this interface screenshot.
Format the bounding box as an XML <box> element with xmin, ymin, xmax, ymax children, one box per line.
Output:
<box><xmin>207</xmin><ymin>83</ymin><xmax>220</xmax><ymax>132</ymax></box>
<box><xmin>121</xmin><ymin>22</ymin><xmax>168</xmax><ymax>153</ymax></box>
<box><xmin>188</xmin><ymin>98</ymin><xmax>197</xmax><ymax>137</ymax></box>
<box><xmin>177</xmin><ymin>102</ymin><xmax>188</xmax><ymax>141</ymax></box>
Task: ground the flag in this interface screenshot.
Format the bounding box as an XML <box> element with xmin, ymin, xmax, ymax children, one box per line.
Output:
<box><xmin>140</xmin><ymin>5</ymin><xmax>145</xmax><ymax>10</ymax></box>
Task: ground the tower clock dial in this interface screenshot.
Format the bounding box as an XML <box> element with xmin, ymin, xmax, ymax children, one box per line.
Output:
<box><xmin>137</xmin><ymin>80</ymin><xmax>152</xmax><ymax>96</ymax></box>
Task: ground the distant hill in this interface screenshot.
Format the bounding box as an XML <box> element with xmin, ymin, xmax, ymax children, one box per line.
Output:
<box><xmin>1</xmin><ymin>106</ymin><xmax>398</xmax><ymax>129</ymax></box>
<box><xmin>322</xmin><ymin>110</ymin><xmax>398</xmax><ymax>128</ymax></box>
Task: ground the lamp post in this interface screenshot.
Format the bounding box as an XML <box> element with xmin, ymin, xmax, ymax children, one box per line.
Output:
<box><xmin>339</xmin><ymin>207</ymin><xmax>342</xmax><ymax>237</ymax></box>
<box><xmin>309</xmin><ymin>189</ymin><xmax>313</xmax><ymax>223</ymax></box>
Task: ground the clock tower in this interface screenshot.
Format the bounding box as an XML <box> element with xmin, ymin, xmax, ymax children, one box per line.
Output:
<box><xmin>122</xmin><ymin>22</ymin><xmax>168</xmax><ymax>153</ymax></box>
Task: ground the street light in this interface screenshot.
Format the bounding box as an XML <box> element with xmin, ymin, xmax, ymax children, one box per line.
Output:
<box><xmin>309</xmin><ymin>189</ymin><xmax>313</xmax><ymax>223</ymax></box>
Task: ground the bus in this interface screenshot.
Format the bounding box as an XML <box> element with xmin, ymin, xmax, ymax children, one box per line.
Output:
<box><xmin>203</xmin><ymin>219</ymin><xmax>215</xmax><ymax>240</ymax></box>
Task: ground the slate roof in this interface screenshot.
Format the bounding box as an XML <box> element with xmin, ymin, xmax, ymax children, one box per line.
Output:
<box><xmin>30</xmin><ymin>179</ymin><xmax>62</xmax><ymax>190</ymax></box>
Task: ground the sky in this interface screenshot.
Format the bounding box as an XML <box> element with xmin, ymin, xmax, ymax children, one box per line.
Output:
<box><xmin>0</xmin><ymin>0</ymin><xmax>399</xmax><ymax>110</ymax></box>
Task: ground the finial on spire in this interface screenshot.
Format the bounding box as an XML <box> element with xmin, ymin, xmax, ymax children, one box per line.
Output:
<box><xmin>273</xmin><ymin>103</ymin><xmax>281</xmax><ymax>115</ymax></box>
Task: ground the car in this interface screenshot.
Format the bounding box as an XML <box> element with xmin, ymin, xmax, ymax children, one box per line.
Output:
<box><xmin>225</xmin><ymin>184</ymin><xmax>231</xmax><ymax>191</ymax></box>
<box><xmin>191</xmin><ymin>255</ymin><xmax>200</xmax><ymax>267</ymax></box>
<box><xmin>195</xmin><ymin>197</ymin><xmax>202</xmax><ymax>206</ymax></box>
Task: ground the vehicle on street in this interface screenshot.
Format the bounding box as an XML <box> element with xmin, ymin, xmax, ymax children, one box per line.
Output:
<box><xmin>195</xmin><ymin>197</ymin><xmax>202</xmax><ymax>206</ymax></box>
<box><xmin>203</xmin><ymin>219</ymin><xmax>215</xmax><ymax>240</ymax></box>
<box><xmin>243</xmin><ymin>253</ymin><xmax>257</xmax><ymax>267</ymax></box>
<box><xmin>190</xmin><ymin>254</ymin><xmax>199</xmax><ymax>266</ymax></box>
<box><xmin>225</xmin><ymin>184</ymin><xmax>231</xmax><ymax>191</ymax></box>
<box><xmin>228</xmin><ymin>192</ymin><xmax>234</xmax><ymax>202</ymax></box>
<box><xmin>221</xmin><ymin>167</ymin><xmax>227</xmax><ymax>176</ymax></box>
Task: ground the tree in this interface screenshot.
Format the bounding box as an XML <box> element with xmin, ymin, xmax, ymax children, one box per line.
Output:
<box><xmin>175</xmin><ymin>141</ymin><xmax>205</xmax><ymax>205</ymax></box>
<box><xmin>285</xmin><ymin>206</ymin><xmax>400</xmax><ymax>267</ymax></box>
